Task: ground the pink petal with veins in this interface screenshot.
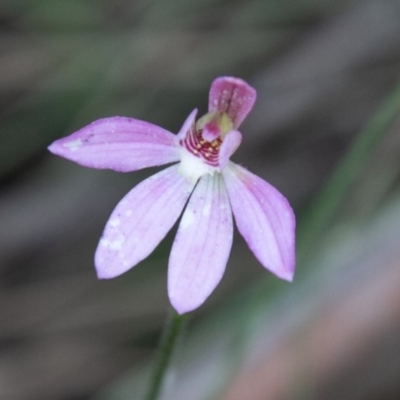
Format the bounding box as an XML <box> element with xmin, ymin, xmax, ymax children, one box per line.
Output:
<box><xmin>223</xmin><ymin>163</ymin><xmax>295</xmax><ymax>281</ymax></box>
<box><xmin>95</xmin><ymin>165</ymin><xmax>195</xmax><ymax>278</ymax></box>
<box><xmin>208</xmin><ymin>77</ymin><xmax>257</xmax><ymax>129</ymax></box>
<box><xmin>48</xmin><ymin>117</ymin><xmax>179</xmax><ymax>172</ymax></box>
<box><xmin>168</xmin><ymin>173</ymin><xmax>233</xmax><ymax>314</ymax></box>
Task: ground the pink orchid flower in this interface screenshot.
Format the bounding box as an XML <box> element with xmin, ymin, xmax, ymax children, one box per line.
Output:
<box><xmin>48</xmin><ymin>77</ymin><xmax>295</xmax><ymax>314</ymax></box>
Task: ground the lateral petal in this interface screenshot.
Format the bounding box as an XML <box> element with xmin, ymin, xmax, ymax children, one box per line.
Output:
<box><xmin>208</xmin><ymin>77</ymin><xmax>257</xmax><ymax>129</ymax></box>
<box><xmin>168</xmin><ymin>174</ymin><xmax>233</xmax><ymax>314</ymax></box>
<box><xmin>95</xmin><ymin>165</ymin><xmax>195</xmax><ymax>278</ymax></box>
<box><xmin>218</xmin><ymin>130</ymin><xmax>242</xmax><ymax>169</ymax></box>
<box><xmin>223</xmin><ymin>163</ymin><xmax>295</xmax><ymax>281</ymax></box>
<box><xmin>48</xmin><ymin>117</ymin><xmax>179</xmax><ymax>172</ymax></box>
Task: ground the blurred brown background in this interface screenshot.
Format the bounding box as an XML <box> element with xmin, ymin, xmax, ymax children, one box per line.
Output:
<box><xmin>1</xmin><ymin>0</ymin><xmax>400</xmax><ymax>399</ymax></box>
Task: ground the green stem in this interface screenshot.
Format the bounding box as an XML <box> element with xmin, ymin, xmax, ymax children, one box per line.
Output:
<box><xmin>145</xmin><ymin>310</ymin><xmax>187</xmax><ymax>400</ymax></box>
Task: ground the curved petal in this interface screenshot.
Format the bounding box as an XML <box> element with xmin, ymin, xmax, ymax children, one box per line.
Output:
<box><xmin>95</xmin><ymin>165</ymin><xmax>195</xmax><ymax>278</ymax></box>
<box><xmin>168</xmin><ymin>173</ymin><xmax>233</xmax><ymax>314</ymax></box>
<box><xmin>48</xmin><ymin>117</ymin><xmax>179</xmax><ymax>172</ymax></box>
<box><xmin>176</xmin><ymin>109</ymin><xmax>197</xmax><ymax>140</ymax></box>
<box><xmin>218</xmin><ymin>130</ymin><xmax>242</xmax><ymax>169</ymax></box>
<box><xmin>223</xmin><ymin>163</ymin><xmax>295</xmax><ymax>281</ymax></box>
<box><xmin>208</xmin><ymin>77</ymin><xmax>257</xmax><ymax>129</ymax></box>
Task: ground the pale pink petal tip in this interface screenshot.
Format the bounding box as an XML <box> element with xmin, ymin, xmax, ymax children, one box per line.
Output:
<box><xmin>208</xmin><ymin>76</ymin><xmax>257</xmax><ymax>129</ymax></box>
<box><xmin>168</xmin><ymin>174</ymin><xmax>233</xmax><ymax>314</ymax></box>
<box><xmin>48</xmin><ymin>117</ymin><xmax>179</xmax><ymax>172</ymax></box>
<box><xmin>223</xmin><ymin>163</ymin><xmax>295</xmax><ymax>281</ymax></box>
<box><xmin>176</xmin><ymin>109</ymin><xmax>197</xmax><ymax>140</ymax></box>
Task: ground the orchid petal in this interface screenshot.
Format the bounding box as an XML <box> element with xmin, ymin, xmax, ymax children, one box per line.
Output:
<box><xmin>208</xmin><ymin>77</ymin><xmax>257</xmax><ymax>129</ymax></box>
<box><xmin>176</xmin><ymin>109</ymin><xmax>197</xmax><ymax>140</ymax></box>
<box><xmin>48</xmin><ymin>117</ymin><xmax>179</xmax><ymax>172</ymax></box>
<box><xmin>95</xmin><ymin>165</ymin><xmax>195</xmax><ymax>278</ymax></box>
<box><xmin>223</xmin><ymin>163</ymin><xmax>295</xmax><ymax>281</ymax></box>
<box><xmin>218</xmin><ymin>130</ymin><xmax>242</xmax><ymax>169</ymax></box>
<box><xmin>168</xmin><ymin>173</ymin><xmax>233</xmax><ymax>314</ymax></box>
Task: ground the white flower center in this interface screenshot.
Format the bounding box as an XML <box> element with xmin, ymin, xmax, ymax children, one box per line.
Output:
<box><xmin>178</xmin><ymin>147</ymin><xmax>217</xmax><ymax>184</ymax></box>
